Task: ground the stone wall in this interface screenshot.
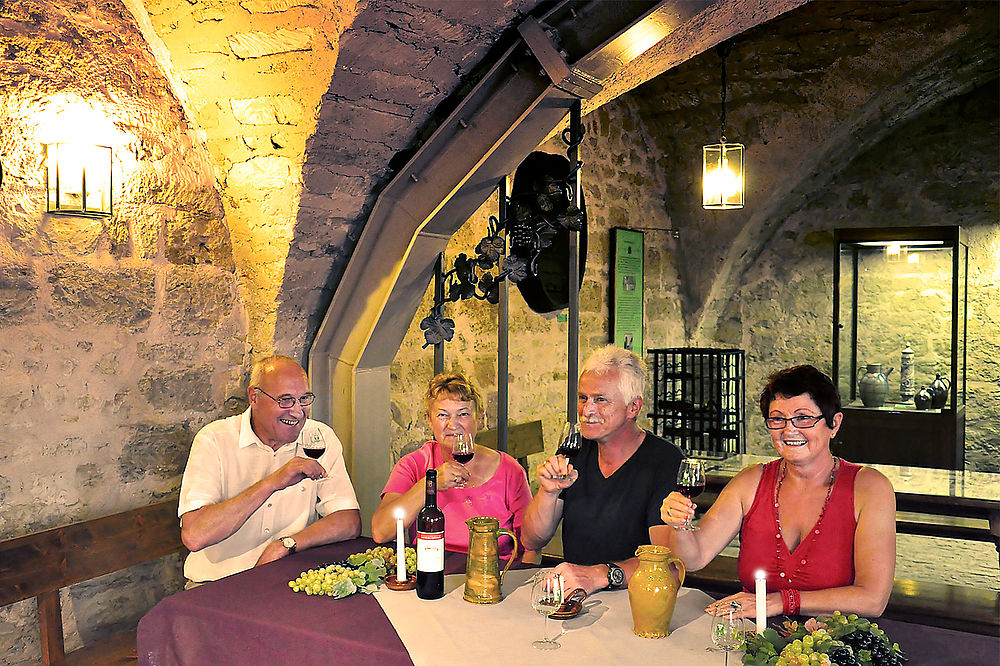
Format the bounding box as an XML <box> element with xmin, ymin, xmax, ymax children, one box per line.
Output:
<box><xmin>0</xmin><ymin>1</ymin><xmax>245</xmax><ymax>662</ymax></box>
<box><xmin>390</xmin><ymin>1</ymin><xmax>999</xmax><ymax>591</ymax></box>
<box><xmin>391</xmin><ymin>97</ymin><xmax>684</xmax><ymax>478</ymax></box>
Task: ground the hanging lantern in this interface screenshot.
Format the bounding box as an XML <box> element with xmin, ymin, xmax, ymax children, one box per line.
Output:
<box><xmin>702</xmin><ymin>42</ymin><xmax>744</xmax><ymax>210</ymax></box>
<box><xmin>702</xmin><ymin>142</ymin><xmax>744</xmax><ymax>209</ymax></box>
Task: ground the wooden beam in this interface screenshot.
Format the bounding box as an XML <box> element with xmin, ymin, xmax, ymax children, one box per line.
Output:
<box><xmin>37</xmin><ymin>590</ymin><xmax>65</xmax><ymax>666</ymax></box>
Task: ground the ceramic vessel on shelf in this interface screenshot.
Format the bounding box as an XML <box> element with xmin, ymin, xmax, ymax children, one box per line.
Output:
<box><xmin>627</xmin><ymin>545</ymin><xmax>686</xmax><ymax>638</ymax></box>
<box><xmin>858</xmin><ymin>363</ymin><xmax>893</xmax><ymax>408</ymax></box>
<box><xmin>899</xmin><ymin>346</ymin><xmax>915</xmax><ymax>402</ymax></box>
<box><xmin>914</xmin><ymin>386</ymin><xmax>934</xmax><ymax>410</ymax></box>
<box><xmin>463</xmin><ymin>516</ymin><xmax>518</xmax><ymax>604</ymax></box>
<box><xmin>930</xmin><ymin>373</ymin><xmax>951</xmax><ymax>409</ymax></box>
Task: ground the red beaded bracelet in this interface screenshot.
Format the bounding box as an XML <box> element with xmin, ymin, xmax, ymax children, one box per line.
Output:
<box><xmin>780</xmin><ymin>588</ymin><xmax>801</xmax><ymax>615</ymax></box>
<box><xmin>781</xmin><ymin>588</ymin><xmax>793</xmax><ymax>614</ymax></box>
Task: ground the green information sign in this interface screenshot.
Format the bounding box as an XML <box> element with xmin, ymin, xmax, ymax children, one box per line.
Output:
<box><xmin>611</xmin><ymin>228</ymin><xmax>644</xmax><ymax>353</ymax></box>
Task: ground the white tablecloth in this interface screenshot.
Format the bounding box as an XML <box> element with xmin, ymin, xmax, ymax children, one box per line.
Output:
<box><xmin>374</xmin><ymin>570</ymin><xmax>727</xmax><ymax>665</ymax></box>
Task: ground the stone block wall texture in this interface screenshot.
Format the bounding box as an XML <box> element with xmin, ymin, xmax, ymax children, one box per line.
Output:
<box><xmin>391</xmin><ymin>1</ymin><xmax>998</xmax><ymax>591</ymax></box>
<box><xmin>391</xmin><ymin>98</ymin><xmax>686</xmax><ymax>487</ymax></box>
<box><xmin>0</xmin><ymin>1</ymin><xmax>245</xmax><ymax>662</ymax></box>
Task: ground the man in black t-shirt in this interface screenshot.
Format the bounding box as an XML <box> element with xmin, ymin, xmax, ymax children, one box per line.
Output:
<box><xmin>521</xmin><ymin>346</ymin><xmax>684</xmax><ymax>594</ymax></box>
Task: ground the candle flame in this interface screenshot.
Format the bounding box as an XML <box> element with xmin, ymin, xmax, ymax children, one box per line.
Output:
<box><xmin>394</xmin><ymin>507</ymin><xmax>405</xmax><ymax>520</ymax></box>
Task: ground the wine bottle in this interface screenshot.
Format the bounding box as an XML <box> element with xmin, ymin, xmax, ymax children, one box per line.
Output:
<box><xmin>416</xmin><ymin>469</ymin><xmax>445</xmax><ymax>599</ymax></box>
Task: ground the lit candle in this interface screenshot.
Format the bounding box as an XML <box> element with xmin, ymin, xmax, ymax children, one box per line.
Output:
<box><xmin>395</xmin><ymin>508</ymin><xmax>406</xmax><ymax>582</ymax></box>
<box><xmin>755</xmin><ymin>569</ymin><xmax>767</xmax><ymax>634</ymax></box>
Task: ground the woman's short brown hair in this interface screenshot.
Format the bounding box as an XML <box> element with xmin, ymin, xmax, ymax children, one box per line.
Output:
<box><xmin>758</xmin><ymin>364</ymin><xmax>842</xmax><ymax>428</ymax></box>
<box><xmin>424</xmin><ymin>372</ymin><xmax>484</xmax><ymax>417</ymax></box>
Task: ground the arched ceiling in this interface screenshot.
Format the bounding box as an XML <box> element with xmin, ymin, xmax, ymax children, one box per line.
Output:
<box><xmin>122</xmin><ymin>0</ymin><xmax>807</xmax><ymax>360</ymax></box>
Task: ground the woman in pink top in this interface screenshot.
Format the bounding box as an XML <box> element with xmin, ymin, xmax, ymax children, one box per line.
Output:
<box><xmin>371</xmin><ymin>372</ymin><xmax>531</xmax><ymax>556</ymax></box>
<box><xmin>660</xmin><ymin>365</ymin><xmax>896</xmax><ymax>621</ymax></box>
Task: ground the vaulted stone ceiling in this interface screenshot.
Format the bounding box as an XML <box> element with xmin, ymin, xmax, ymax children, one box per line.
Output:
<box><xmin>128</xmin><ymin>0</ymin><xmax>544</xmax><ymax>357</ymax></box>
<box><xmin>16</xmin><ymin>0</ymin><xmax>977</xmax><ymax>362</ymax></box>
<box><xmin>118</xmin><ymin>0</ymin><xmax>810</xmax><ymax>360</ymax></box>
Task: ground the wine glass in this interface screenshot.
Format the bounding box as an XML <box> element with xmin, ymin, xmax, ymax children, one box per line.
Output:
<box><xmin>303</xmin><ymin>429</ymin><xmax>326</xmax><ymax>460</ymax></box>
<box><xmin>452</xmin><ymin>431</ymin><xmax>475</xmax><ymax>466</ymax></box>
<box><xmin>530</xmin><ymin>572</ymin><xmax>564</xmax><ymax>650</ymax></box>
<box><xmin>554</xmin><ymin>422</ymin><xmax>582</xmax><ymax>479</ymax></box>
<box><xmin>708</xmin><ymin>601</ymin><xmax>746</xmax><ymax>656</ymax></box>
<box><xmin>676</xmin><ymin>458</ymin><xmax>706</xmax><ymax>531</ymax></box>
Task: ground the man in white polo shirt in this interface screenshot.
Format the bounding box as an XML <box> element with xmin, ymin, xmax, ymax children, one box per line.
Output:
<box><xmin>178</xmin><ymin>355</ymin><xmax>361</xmax><ymax>584</ymax></box>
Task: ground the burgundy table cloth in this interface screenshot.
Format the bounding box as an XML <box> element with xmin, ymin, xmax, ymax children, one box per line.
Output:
<box><xmin>138</xmin><ymin>537</ymin><xmax>468</xmax><ymax>666</ymax></box>
<box><xmin>138</xmin><ymin>536</ymin><xmax>998</xmax><ymax>666</ymax></box>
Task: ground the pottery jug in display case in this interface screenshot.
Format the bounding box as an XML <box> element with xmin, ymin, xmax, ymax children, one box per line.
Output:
<box><xmin>858</xmin><ymin>363</ymin><xmax>893</xmax><ymax>408</ymax></box>
<box><xmin>930</xmin><ymin>373</ymin><xmax>951</xmax><ymax>409</ymax></box>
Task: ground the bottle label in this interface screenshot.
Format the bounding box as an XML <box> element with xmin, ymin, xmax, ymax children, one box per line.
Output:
<box><xmin>416</xmin><ymin>530</ymin><xmax>444</xmax><ymax>572</ymax></box>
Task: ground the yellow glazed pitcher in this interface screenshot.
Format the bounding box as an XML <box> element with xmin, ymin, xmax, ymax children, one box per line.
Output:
<box><xmin>463</xmin><ymin>516</ymin><xmax>518</xmax><ymax>604</ymax></box>
<box><xmin>627</xmin><ymin>544</ymin><xmax>686</xmax><ymax>638</ymax></box>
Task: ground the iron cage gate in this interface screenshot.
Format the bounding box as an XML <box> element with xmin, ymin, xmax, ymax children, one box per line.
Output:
<box><xmin>649</xmin><ymin>348</ymin><xmax>746</xmax><ymax>459</ymax></box>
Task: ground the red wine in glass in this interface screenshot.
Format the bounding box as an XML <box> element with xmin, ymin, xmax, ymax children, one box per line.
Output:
<box><xmin>303</xmin><ymin>430</ymin><xmax>326</xmax><ymax>460</ymax></box>
<box><xmin>675</xmin><ymin>458</ymin><xmax>706</xmax><ymax>531</ymax></box>
<box><xmin>556</xmin><ymin>422</ymin><xmax>582</xmax><ymax>459</ymax></box>
<box><xmin>451</xmin><ymin>432</ymin><xmax>475</xmax><ymax>468</ymax></box>
<box><xmin>677</xmin><ymin>482</ymin><xmax>705</xmax><ymax>499</ymax></box>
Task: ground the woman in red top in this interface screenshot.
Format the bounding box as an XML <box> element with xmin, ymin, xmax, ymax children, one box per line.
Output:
<box><xmin>661</xmin><ymin>365</ymin><xmax>896</xmax><ymax>620</ymax></box>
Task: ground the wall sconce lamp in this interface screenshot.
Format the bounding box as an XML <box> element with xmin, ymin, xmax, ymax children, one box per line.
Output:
<box><xmin>45</xmin><ymin>142</ymin><xmax>112</xmax><ymax>217</ymax></box>
<box><xmin>702</xmin><ymin>41</ymin><xmax>744</xmax><ymax>210</ymax></box>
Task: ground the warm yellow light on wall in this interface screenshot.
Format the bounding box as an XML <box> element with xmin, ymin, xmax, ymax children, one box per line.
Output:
<box><xmin>885</xmin><ymin>242</ymin><xmax>906</xmax><ymax>263</ymax></box>
<box><xmin>703</xmin><ymin>142</ymin><xmax>744</xmax><ymax>209</ymax></box>
<box><xmin>907</xmin><ymin>252</ymin><xmax>920</xmax><ymax>264</ymax></box>
<box><xmin>702</xmin><ymin>41</ymin><xmax>744</xmax><ymax>210</ymax></box>
<box><xmin>45</xmin><ymin>142</ymin><xmax>112</xmax><ymax>216</ymax></box>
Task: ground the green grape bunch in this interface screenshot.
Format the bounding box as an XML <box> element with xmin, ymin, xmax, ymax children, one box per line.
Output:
<box><xmin>744</xmin><ymin>611</ymin><xmax>907</xmax><ymax>666</ymax></box>
<box><xmin>288</xmin><ymin>564</ymin><xmax>374</xmax><ymax>599</ymax></box>
<box><xmin>347</xmin><ymin>546</ymin><xmax>417</xmax><ymax>574</ymax></box>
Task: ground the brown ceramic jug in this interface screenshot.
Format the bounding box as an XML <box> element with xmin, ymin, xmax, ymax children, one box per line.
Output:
<box><xmin>463</xmin><ymin>516</ymin><xmax>518</xmax><ymax>604</ymax></box>
<box><xmin>627</xmin><ymin>545</ymin><xmax>686</xmax><ymax>638</ymax></box>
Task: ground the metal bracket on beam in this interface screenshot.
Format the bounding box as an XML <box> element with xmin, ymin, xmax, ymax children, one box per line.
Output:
<box><xmin>518</xmin><ymin>17</ymin><xmax>604</xmax><ymax>99</ymax></box>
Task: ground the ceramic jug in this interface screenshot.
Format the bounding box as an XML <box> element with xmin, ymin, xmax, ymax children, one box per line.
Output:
<box><xmin>463</xmin><ymin>516</ymin><xmax>518</xmax><ymax>604</ymax></box>
<box><xmin>858</xmin><ymin>363</ymin><xmax>893</xmax><ymax>407</ymax></box>
<box><xmin>914</xmin><ymin>386</ymin><xmax>934</xmax><ymax>410</ymax></box>
<box><xmin>627</xmin><ymin>545</ymin><xmax>686</xmax><ymax>638</ymax></box>
<box><xmin>930</xmin><ymin>373</ymin><xmax>951</xmax><ymax>409</ymax></box>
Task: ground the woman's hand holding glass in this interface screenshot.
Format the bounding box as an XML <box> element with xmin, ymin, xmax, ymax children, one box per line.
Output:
<box><xmin>660</xmin><ymin>491</ymin><xmax>696</xmax><ymax>529</ymax></box>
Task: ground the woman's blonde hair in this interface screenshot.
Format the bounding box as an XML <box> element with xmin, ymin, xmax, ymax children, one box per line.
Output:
<box><xmin>424</xmin><ymin>372</ymin><xmax>484</xmax><ymax>416</ymax></box>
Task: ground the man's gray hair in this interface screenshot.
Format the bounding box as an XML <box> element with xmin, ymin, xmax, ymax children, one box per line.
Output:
<box><xmin>581</xmin><ymin>345</ymin><xmax>646</xmax><ymax>403</ymax></box>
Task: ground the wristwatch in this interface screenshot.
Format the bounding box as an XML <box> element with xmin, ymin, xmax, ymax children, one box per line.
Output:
<box><xmin>279</xmin><ymin>536</ymin><xmax>297</xmax><ymax>554</ymax></box>
<box><xmin>605</xmin><ymin>562</ymin><xmax>625</xmax><ymax>589</ymax></box>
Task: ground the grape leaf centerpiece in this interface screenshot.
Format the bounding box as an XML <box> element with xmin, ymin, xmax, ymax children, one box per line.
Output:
<box><xmin>287</xmin><ymin>546</ymin><xmax>416</xmax><ymax>599</ymax></box>
<box><xmin>743</xmin><ymin>611</ymin><xmax>907</xmax><ymax>666</ymax></box>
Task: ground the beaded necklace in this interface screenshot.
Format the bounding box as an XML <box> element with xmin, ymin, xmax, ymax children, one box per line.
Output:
<box><xmin>772</xmin><ymin>456</ymin><xmax>840</xmax><ymax>584</ymax></box>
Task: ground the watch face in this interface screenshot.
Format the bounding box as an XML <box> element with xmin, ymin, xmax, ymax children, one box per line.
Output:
<box><xmin>281</xmin><ymin>537</ymin><xmax>296</xmax><ymax>550</ymax></box>
<box><xmin>608</xmin><ymin>564</ymin><xmax>625</xmax><ymax>587</ymax></box>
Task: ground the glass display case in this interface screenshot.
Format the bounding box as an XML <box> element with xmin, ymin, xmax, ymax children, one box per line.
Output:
<box><xmin>832</xmin><ymin>226</ymin><xmax>967</xmax><ymax>469</ymax></box>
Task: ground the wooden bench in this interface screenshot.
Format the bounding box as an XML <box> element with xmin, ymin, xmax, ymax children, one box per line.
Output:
<box><xmin>0</xmin><ymin>499</ymin><xmax>185</xmax><ymax>665</ymax></box>
<box><xmin>684</xmin><ymin>554</ymin><xmax>1000</xmax><ymax>637</ymax></box>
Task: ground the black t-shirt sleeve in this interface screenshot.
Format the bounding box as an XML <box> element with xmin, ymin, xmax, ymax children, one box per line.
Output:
<box><xmin>644</xmin><ymin>436</ymin><xmax>685</xmax><ymax>528</ymax></box>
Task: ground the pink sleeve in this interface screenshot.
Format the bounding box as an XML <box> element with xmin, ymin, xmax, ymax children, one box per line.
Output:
<box><xmin>502</xmin><ymin>454</ymin><xmax>532</xmax><ymax>541</ymax></box>
<box><xmin>381</xmin><ymin>444</ymin><xmax>433</xmax><ymax>497</ymax></box>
